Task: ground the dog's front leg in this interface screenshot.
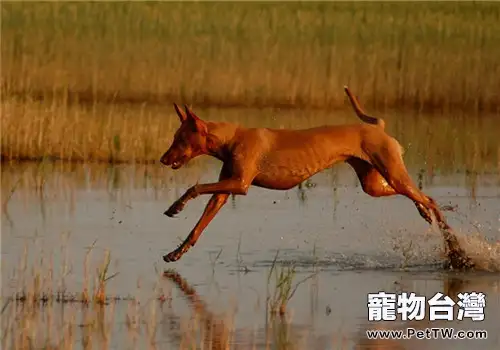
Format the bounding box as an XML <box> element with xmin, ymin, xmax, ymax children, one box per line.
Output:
<box><xmin>165</xmin><ymin>178</ymin><xmax>251</xmax><ymax>217</ymax></box>
<box><xmin>164</xmin><ymin>193</ymin><xmax>229</xmax><ymax>262</ymax></box>
<box><xmin>164</xmin><ymin>164</ymin><xmax>244</xmax><ymax>262</ymax></box>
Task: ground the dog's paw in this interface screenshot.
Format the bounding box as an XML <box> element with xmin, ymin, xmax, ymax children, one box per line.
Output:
<box><xmin>164</xmin><ymin>208</ymin><xmax>177</xmax><ymax>218</ymax></box>
<box><xmin>163</xmin><ymin>251</ymin><xmax>182</xmax><ymax>263</ymax></box>
<box><xmin>163</xmin><ymin>242</ymin><xmax>191</xmax><ymax>263</ymax></box>
<box><xmin>164</xmin><ymin>201</ymin><xmax>185</xmax><ymax>217</ymax></box>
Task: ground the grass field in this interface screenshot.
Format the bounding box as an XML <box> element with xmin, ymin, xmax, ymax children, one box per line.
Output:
<box><xmin>1</xmin><ymin>2</ymin><xmax>500</xmax><ymax>163</ymax></box>
<box><xmin>2</xmin><ymin>2</ymin><xmax>500</xmax><ymax>111</ymax></box>
<box><xmin>2</xmin><ymin>98</ymin><xmax>499</xmax><ymax>173</ymax></box>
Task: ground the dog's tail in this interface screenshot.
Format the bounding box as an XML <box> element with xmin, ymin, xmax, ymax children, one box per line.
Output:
<box><xmin>344</xmin><ymin>86</ymin><xmax>385</xmax><ymax>129</ymax></box>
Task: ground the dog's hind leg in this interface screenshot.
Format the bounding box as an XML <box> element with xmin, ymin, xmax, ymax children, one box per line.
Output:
<box><xmin>347</xmin><ymin>157</ymin><xmax>434</xmax><ymax>223</ymax></box>
<box><xmin>347</xmin><ymin>158</ymin><xmax>396</xmax><ymax>197</ymax></box>
<box><xmin>368</xmin><ymin>145</ymin><xmax>446</xmax><ymax>229</ymax></box>
<box><xmin>367</xmin><ymin>142</ymin><xmax>472</xmax><ymax>269</ymax></box>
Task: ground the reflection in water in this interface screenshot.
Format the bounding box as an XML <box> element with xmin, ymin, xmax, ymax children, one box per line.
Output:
<box><xmin>162</xmin><ymin>269</ymin><xmax>233</xmax><ymax>349</ymax></box>
<box><xmin>161</xmin><ymin>269</ymin><xmax>335</xmax><ymax>350</ymax></box>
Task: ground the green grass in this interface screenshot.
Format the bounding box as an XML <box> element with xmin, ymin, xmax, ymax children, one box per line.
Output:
<box><xmin>2</xmin><ymin>2</ymin><xmax>500</xmax><ymax>111</ymax></box>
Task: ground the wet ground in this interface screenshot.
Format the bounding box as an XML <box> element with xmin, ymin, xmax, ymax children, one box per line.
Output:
<box><xmin>1</xmin><ymin>109</ymin><xmax>500</xmax><ymax>349</ymax></box>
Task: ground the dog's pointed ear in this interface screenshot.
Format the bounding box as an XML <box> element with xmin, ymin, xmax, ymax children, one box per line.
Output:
<box><xmin>173</xmin><ymin>103</ymin><xmax>187</xmax><ymax>123</ymax></box>
<box><xmin>184</xmin><ymin>105</ymin><xmax>207</xmax><ymax>135</ymax></box>
<box><xmin>184</xmin><ymin>105</ymin><xmax>196</xmax><ymax>120</ymax></box>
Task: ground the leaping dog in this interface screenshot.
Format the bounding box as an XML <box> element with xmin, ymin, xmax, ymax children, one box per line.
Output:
<box><xmin>160</xmin><ymin>86</ymin><xmax>473</xmax><ymax>270</ymax></box>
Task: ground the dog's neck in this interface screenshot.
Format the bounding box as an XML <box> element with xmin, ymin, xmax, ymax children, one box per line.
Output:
<box><xmin>204</xmin><ymin>121</ymin><xmax>239</xmax><ymax>162</ymax></box>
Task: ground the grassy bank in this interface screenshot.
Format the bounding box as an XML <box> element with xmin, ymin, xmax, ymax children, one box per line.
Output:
<box><xmin>2</xmin><ymin>97</ymin><xmax>499</xmax><ymax>173</ymax></box>
<box><xmin>1</xmin><ymin>95</ymin><xmax>500</xmax><ymax>174</ymax></box>
<box><xmin>2</xmin><ymin>2</ymin><xmax>500</xmax><ymax>112</ymax></box>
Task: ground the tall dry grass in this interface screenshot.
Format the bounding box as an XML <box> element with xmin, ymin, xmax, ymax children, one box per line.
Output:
<box><xmin>1</xmin><ymin>97</ymin><xmax>499</xmax><ymax>174</ymax></box>
<box><xmin>2</xmin><ymin>2</ymin><xmax>500</xmax><ymax>112</ymax></box>
<box><xmin>1</xmin><ymin>2</ymin><xmax>500</xmax><ymax>164</ymax></box>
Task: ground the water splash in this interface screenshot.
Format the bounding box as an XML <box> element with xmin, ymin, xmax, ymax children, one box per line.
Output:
<box><xmin>451</xmin><ymin>230</ymin><xmax>500</xmax><ymax>272</ymax></box>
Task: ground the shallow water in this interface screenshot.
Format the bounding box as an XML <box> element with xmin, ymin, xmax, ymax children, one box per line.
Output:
<box><xmin>1</xmin><ymin>109</ymin><xmax>500</xmax><ymax>349</ymax></box>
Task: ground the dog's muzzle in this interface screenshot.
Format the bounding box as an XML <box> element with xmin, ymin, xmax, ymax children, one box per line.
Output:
<box><xmin>160</xmin><ymin>154</ymin><xmax>184</xmax><ymax>169</ymax></box>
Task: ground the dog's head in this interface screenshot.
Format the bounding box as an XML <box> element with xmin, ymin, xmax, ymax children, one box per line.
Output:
<box><xmin>160</xmin><ymin>104</ymin><xmax>209</xmax><ymax>169</ymax></box>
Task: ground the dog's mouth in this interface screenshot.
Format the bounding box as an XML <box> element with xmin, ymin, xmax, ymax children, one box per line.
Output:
<box><xmin>171</xmin><ymin>161</ymin><xmax>183</xmax><ymax>169</ymax></box>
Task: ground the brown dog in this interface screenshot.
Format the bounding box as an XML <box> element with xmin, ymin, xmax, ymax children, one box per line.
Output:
<box><xmin>160</xmin><ymin>86</ymin><xmax>472</xmax><ymax>269</ymax></box>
